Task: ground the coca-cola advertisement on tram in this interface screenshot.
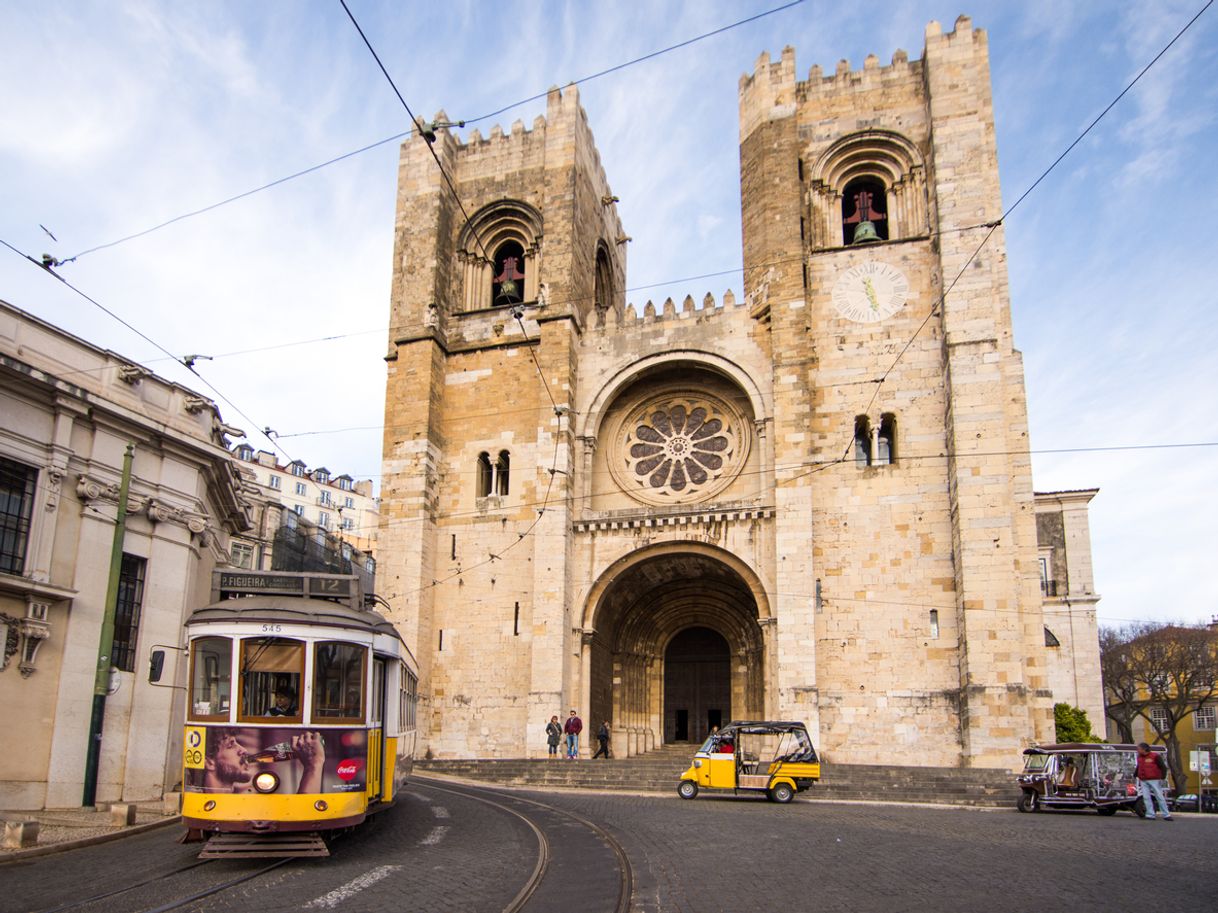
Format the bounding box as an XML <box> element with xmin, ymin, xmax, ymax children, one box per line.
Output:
<box><xmin>183</xmin><ymin>726</ymin><xmax>369</xmax><ymax>794</ymax></box>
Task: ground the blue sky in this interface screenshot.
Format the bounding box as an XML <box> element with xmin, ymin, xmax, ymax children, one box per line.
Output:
<box><xmin>2</xmin><ymin>1</ymin><xmax>1215</xmax><ymax>628</ymax></box>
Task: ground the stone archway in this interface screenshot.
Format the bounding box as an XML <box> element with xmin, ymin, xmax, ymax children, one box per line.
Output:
<box><xmin>586</xmin><ymin>546</ymin><xmax>767</xmax><ymax>756</ymax></box>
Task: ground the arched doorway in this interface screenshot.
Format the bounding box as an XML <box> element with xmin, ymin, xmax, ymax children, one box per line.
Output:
<box><xmin>664</xmin><ymin>627</ymin><xmax>730</xmax><ymax>742</ymax></box>
<box><xmin>585</xmin><ymin>545</ymin><xmax>768</xmax><ymax>755</ymax></box>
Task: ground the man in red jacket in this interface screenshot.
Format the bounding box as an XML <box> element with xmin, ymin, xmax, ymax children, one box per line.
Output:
<box><xmin>1136</xmin><ymin>742</ymin><xmax>1173</xmax><ymax>821</ymax></box>
<box><xmin>563</xmin><ymin>709</ymin><xmax>583</xmax><ymax>759</ymax></box>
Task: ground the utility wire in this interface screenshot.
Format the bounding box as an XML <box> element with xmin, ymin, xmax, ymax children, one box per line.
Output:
<box><xmin>1</xmin><ymin>237</ymin><xmax>296</xmax><ymax>463</ymax></box>
<box><xmin>59</xmin><ymin>1</ymin><xmax>803</xmax><ymax>264</ymax></box>
<box><xmin>812</xmin><ymin>0</ymin><xmax>1213</xmax><ymax>484</ymax></box>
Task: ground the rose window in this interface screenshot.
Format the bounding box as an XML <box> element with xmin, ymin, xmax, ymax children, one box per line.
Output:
<box><xmin>614</xmin><ymin>394</ymin><xmax>746</xmax><ymax>504</ymax></box>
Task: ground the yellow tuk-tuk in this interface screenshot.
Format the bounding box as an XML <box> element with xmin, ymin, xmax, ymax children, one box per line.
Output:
<box><xmin>677</xmin><ymin>720</ymin><xmax>820</xmax><ymax>803</ymax></box>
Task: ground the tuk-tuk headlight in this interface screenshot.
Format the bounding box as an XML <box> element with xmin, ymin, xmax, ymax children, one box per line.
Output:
<box><xmin>253</xmin><ymin>772</ymin><xmax>280</xmax><ymax>793</ymax></box>
<box><xmin>694</xmin><ymin>759</ymin><xmax>703</xmax><ymax>769</ymax></box>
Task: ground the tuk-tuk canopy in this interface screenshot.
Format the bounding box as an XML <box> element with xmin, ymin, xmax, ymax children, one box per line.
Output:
<box><xmin>718</xmin><ymin>720</ymin><xmax>810</xmax><ymax>736</ymax></box>
<box><xmin>1023</xmin><ymin>743</ymin><xmax>1164</xmax><ymax>756</ymax></box>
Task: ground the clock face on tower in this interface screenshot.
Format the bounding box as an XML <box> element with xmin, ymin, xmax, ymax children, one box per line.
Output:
<box><xmin>831</xmin><ymin>261</ymin><xmax>910</xmax><ymax>323</ymax></box>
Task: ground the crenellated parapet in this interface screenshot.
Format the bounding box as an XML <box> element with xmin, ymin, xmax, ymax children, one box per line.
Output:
<box><xmin>582</xmin><ymin>289</ymin><xmax>750</xmax><ymax>338</ymax></box>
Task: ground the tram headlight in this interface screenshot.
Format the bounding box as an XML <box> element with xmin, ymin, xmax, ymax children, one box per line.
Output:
<box><xmin>253</xmin><ymin>772</ymin><xmax>280</xmax><ymax>793</ymax></box>
<box><xmin>203</xmin><ymin>800</ymin><xmax>216</xmax><ymax>811</ymax></box>
<box><xmin>314</xmin><ymin>800</ymin><xmax>328</xmax><ymax>812</ymax></box>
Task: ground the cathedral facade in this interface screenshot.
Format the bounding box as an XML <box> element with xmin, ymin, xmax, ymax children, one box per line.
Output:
<box><xmin>378</xmin><ymin>16</ymin><xmax>1101</xmax><ymax>769</ymax></box>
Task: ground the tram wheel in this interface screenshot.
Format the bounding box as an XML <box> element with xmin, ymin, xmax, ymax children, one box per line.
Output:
<box><xmin>678</xmin><ymin>780</ymin><xmax>698</xmax><ymax>800</ymax></box>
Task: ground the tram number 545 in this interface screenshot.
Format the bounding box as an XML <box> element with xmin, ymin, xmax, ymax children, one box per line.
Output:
<box><xmin>261</xmin><ymin>623</ymin><xmax>283</xmax><ymax>633</ymax></box>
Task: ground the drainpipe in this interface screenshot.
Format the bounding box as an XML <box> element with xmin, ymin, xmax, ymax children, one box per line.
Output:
<box><xmin>82</xmin><ymin>443</ymin><xmax>134</xmax><ymax>807</ymax></box>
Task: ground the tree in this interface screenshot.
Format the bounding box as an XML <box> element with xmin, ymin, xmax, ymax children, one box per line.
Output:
<box><xmin>1054</xmin><ymin>703</ymin><xmax>1101</xmax><ymax>743</ymax></box>
<box><xmin>1100</xmin><ymin>622</ymin><xmax>1218</xmax><ymax>791</ymax></box>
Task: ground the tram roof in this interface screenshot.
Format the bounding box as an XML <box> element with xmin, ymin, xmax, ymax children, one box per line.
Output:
<box><xmin>188</xmin><ymin>596</ymin><xmax>404</xmax><ymax>644</ymax></box>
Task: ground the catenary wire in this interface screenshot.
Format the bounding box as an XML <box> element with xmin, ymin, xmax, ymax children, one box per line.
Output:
<box><xmin>56</xmin><ymin>0</ymin><xmax>806</xmax><ymax>264</ymax></box>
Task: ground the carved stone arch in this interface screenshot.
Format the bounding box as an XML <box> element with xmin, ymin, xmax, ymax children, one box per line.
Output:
<box><xmin>456</xmin><ymin>199</ymin><xmax>544</xmax><ymax>310</ymax></box>
<box><xmin>807</xmin><ymin>129</ymin><xmax>927</xmax><ymax>247</ymax></box>
<box><xmin>579</xmin><ymin>350</ymin><xmax>766</xmax><ymax>441</ymax></box>
<box><xmin>578</xmin><ymin>350</ymin><xmax>769</xmax><ymax>509</ymax></box>
<box><xmin>582</xmin><ymin>540</ymin><xmax>773</xmax><ymax>632</ymax></box>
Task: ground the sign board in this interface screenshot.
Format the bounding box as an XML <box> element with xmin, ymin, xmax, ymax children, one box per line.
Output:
<box><xmin>211</xmin><ymin>571</ymin><xmax>360</xmax><ymax>608</ymax></box>
<box><xmin>1202</xmin><ymin>752</ymin><xmax>1212</xmax><ymax>776</ymax></box>
<box><xmin>1190</xmin><ymin>750</ymin><xmax>1199</xmax><ymax>772</ymax></box>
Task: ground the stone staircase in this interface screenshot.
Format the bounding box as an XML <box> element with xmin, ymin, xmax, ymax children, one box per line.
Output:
<box><xmin>414</xmin><ymin>744</ymin><xmax>1017</xmax><ymax>808</ymax></box>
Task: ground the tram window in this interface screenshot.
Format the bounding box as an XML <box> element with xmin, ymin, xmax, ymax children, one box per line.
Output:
<box><xmin>238</xmin><ymin>637</ymin><xmax>303</xmax><ymax>723</ymax></box>
<box><xmin>313</xmin><ymin>642</ymin><xmax>366</xmax><ymax>721</ymax></box>
<box><xmin>189</xmin><ymin>637</ymin><xmax>232</xmax><ymax>721</ymax></box>
<box><xmin>399</xmin><ymin>664</ymin><xmax>417</xmax><ymax>732</ymax></box>
<box><xmin>371</xmin><ymin>661</ymin><xmax>384</xmax><ymax>725</ymax></box>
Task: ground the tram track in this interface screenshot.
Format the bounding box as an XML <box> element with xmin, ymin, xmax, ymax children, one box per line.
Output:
<box><xmin>415</xmin><ymin>777</ymin><xmax>633</xmax><ymax>913</ymax></box>
<box><xmin>29</xmin><ymin>857</ymin><xmax>291</xmax><ymax>913</ymax></box>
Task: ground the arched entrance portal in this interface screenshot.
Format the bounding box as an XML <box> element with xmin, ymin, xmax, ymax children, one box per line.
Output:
<box><xmin>664</xmin><ymin>627</ymin><xmax>730</xmax><ymax>742</ymax></box>
<box><xmin>586</xmin><ymin>547</ymin><xmax>767</xmax><ymax>756</ymax></box>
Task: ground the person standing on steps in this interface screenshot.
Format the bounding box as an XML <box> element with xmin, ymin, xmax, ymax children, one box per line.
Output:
<box><xmin>592</xmin><ymin>720</ymin><xmax>611</xmax><ymax>759</ymax></box>
<box><xmin>545</xmin><ymin>715</ymin><xmax>562</xmax><ymax>758</ymax></box>
<box><xmin>563</xmin><ymin>709</ymin><xmax>583</xmax><ymax>759</ymax></box>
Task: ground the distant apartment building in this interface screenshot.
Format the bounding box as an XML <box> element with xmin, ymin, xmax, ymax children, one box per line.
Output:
<box><xmin>228</xmin><ymin>447</ymin><xmax>379</xmax><ymax>588</ymax></box>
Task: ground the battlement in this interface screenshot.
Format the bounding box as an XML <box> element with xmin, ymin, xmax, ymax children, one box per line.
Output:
<box><xmin>739</xmin><ymin>16</ymin><xmax>985</xmax><ymax>137</ymax></box>
<box><xmin>397</xmin><ymin>84</ymin><xmax>615</xmax><ymax>216</ymax></box>
<box><xmin>584</xmin><ymin>290</ymin><xmax>749</xmax><ymax>337</ymax></box>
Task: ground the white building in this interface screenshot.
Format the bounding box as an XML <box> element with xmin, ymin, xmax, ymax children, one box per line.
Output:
<box><xmin>0</xmin><ymin>299</ymin><xmax>251</xmax><ymax>809</ymax></box>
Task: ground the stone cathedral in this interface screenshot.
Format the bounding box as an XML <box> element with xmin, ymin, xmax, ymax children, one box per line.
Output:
<box><xmin>377</xmin><ymin>16</ymin><xmax>1102</xmax><ymax>769</ymax></box>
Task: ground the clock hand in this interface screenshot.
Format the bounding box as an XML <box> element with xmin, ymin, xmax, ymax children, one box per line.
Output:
<box><xmin>863</xmin><ymin>277</ymin><xmax>879</xmax><ymax>311</ymax></box>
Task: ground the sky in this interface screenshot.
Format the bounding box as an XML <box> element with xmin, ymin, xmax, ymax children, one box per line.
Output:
<box><xmin>2</xmin><ymin>1</ymin><xmax>1215</xmax><ymax>630</ymax></box>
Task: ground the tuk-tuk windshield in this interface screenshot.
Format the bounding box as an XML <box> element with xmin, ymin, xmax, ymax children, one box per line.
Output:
<box><xmin>1023</xmin><ymin>754</ymin><xmax>1051</xmax><ymax>772</ymax></box>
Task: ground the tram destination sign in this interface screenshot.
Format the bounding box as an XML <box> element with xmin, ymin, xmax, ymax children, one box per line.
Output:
<box><xmin>213</xmin><ymin>571</ymin><xmax>359</xmax><ymax>607</ymax></box>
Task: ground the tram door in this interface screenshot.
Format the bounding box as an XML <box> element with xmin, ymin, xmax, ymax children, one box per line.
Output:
<box><xmin>368</xmin><ymin>658</ymin><xmax>386</xmax><ymax>800</ymax></box>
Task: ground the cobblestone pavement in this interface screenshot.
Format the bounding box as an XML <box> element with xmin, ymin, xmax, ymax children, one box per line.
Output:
<box><xmin>4</xmin><ymin>782</ymin><xmax>1216</xmax><ymax>913</ymax></box>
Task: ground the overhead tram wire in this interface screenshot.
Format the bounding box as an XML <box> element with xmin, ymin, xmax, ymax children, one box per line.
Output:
<box><xmin>339</xmin><ymin>0</ymin><xmax>567</xmax><ymax>593</ymax></box>
<box><xmin>0</xmin><ymin>237</ymin><xmax>299</xmax><ymax>464</ymax></box>
<box><xmin>779</xmin><ymin>0</ymin><xmax>1215</xmax><ymax>488</ymax></box>
<box><xmin>56</xmin><ymin>0</ymin><xmax>805</xmax><ymax>265</ymax></box>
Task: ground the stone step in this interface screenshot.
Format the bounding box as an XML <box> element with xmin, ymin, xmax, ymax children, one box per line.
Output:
<box><xmin>414</xmin><ymin>756</ymin><xmax>1017</xmax><ymax>807</ymax></box>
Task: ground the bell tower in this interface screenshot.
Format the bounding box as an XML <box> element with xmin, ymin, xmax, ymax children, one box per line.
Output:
<box><xmin>378</xmin><ymin>86</ymin><xmax>626</xmax><ymax>755</ymax></box>
<box><xmin>738</xmin><ymin>16</ymin><xmax>1052</xmax><ymax>766</ymax></box>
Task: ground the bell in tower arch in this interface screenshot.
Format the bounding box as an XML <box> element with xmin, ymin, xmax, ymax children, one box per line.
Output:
<box><xmin>852</xmin><ymin>221</ymin><xmax>882</xmax><ymax>244</ymax></box>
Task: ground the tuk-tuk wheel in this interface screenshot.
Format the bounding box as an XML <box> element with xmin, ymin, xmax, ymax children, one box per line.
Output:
<box><xmin>769</xmin><ymin>782</ymin><xmax>795</xmax><ymax>804</ymax></box>
<box><xmin>1016</xmin><ymin>790</ymin><xmax>1040</xmax><ymax>813</ymax></box>
<box><xmin>1096</xmin><ymin>806</ymin><xmax>1118</xmax><ymax>816</ymax></box>
<box><xmin>1133</xmin><ymin>797</ymin><xmax>1147</xmax><ymax>818</ymax></box>
<box><xmin>678</xmin><ymin>780</ymin><xmax>698</xmax><ymax>800</ymax></box>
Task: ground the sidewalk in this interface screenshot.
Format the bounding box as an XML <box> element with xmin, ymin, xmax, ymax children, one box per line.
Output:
<box><xmin>1</xmin><ymin>800</ymin><xmax>179</xmax><ymax>861</ymax></box>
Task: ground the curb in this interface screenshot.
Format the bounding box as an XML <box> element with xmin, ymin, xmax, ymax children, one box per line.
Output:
<box><xmin>0</xmin><ymin>815</ymin><xmax>181</xmax><ymax>864</ymax></box>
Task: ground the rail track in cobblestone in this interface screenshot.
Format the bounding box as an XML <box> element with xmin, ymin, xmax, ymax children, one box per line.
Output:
<box><xmin>416</xmin><ymin>777</ymin><xmax>633</xmax><ymax>913</ymax></box>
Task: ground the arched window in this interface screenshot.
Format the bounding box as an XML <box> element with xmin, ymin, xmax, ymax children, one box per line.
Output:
<box><xmin>495</xmin><ymin>450</ymin><xmax>510</xmax><ymax>496</ymax></box>
<box><xmin>854</xmin><ymin>416</ymin><xmax>872</xmax><ymax>467</ymax></box>
<box><xmin>477</xmin><ymin>452</ymin><xmax>493</xmax><ymax>498</ymax></box>
<box><xmin>807</xmin><ymin>130</ymin><xmax>927</xmax><ymax>249</ymax></box>
<box><xmin>492</xmin><ymin>240</ymin><xmax>526</xmax><ymax>307</ymax></box>
<box><xmin>477</xmin><ymin>450</ymin><xmax>511</xmax><ymax>499</ymax></box>
<box><xmin>877</xmin><ymin>413</ymin><xmax>897</xmax><ymax>465</ymax></box>
<box><xmin>457</xmin><ymin>200</ymin><xmax>543</xmax><ymax>312</ymax></box>
<box><xmin>594</xmin><ymin>243</ymin><xmax>613</xmax><ymax>316</ymax></box>
<box><xmin>842</xmin><ymin>177</ymin><xmax>888</xmax><ymax>245</ymax></box>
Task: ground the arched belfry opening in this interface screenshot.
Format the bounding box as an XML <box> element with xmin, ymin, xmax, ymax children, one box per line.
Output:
<box><xmin>586</xmin><ymin>547</ymin><xmax>767</xmax><ymax>755</ymax></box>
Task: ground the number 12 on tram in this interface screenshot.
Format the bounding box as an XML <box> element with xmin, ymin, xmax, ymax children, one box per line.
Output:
<box><xmin>168</xmin><ymin>572</ymin><xmax>418</xmax><ymax>848</ymax></box>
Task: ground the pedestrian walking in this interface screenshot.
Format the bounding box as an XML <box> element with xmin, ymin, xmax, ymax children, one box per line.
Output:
<box><xmin>545</xmin><ymin>715</ymin><xmax>562</xmax><ymax>758</ymax></box>
<box><xmin>563</xmin><ymin>709</ymin><xmax>583</xmax><ymax>759</ymax></box>
<box><xmin>592</xmin><ymin>720</ymin><xmax>611</xmax><ymax>759</ymax></box>
<box><xmin>1135</xmin><ymin>742</ymin><xmax>1173</xmax><ymax>820</ymax></box>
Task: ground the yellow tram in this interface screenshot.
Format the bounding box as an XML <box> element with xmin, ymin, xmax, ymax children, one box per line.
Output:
<box><xmin>160</xmin><ymin>571</ymin><xmax>417</xmax><ymax>855</ymax></box>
